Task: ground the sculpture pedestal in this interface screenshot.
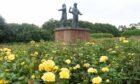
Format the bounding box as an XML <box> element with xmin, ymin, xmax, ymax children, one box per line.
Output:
<box><xmin>54</xmin><ymin>28</ymin><xmax>90</xmax><ymax>43</ymax></box>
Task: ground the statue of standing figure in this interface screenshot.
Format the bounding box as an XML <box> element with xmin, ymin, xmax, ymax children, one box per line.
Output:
<box><xmin>58</xmin><ymin>4</ymin><xmax>67</xmax><ymax>27</ymax></box>
<box><xmin>69</xmin><ymin>3</ymin><xmax>82</xmax><ymax>28</ymax></box>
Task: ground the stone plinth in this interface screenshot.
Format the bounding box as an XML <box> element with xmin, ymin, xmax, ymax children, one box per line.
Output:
<box><xmin>54</xmin><ymin>28</ymin><xmax>90</xmax><ymax>43</ymax></box>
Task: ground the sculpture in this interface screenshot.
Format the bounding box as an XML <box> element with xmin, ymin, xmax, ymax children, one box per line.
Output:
<box><xmin>69</xmin><ymin>3</ymin><xmax>82</xmax><ymax>28</ymax></box>
<box><xmin>58</xmin><ymin>4</ymin><xmax>67</xmax><ymax>27</ymax></box>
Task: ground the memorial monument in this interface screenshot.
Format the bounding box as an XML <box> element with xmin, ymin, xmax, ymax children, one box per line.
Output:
<box><xmin>55</xmin><ymin>3</ymin><xmax>90</xmax><ymax>43</ymax></box>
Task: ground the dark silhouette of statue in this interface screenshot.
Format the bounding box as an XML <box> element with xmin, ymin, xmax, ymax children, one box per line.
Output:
<box><xmin>58</xmin><ymin>4</ymin><xmax>67</xmax><ymax>27</ymax></box>
<box><xmin>69</xmin><ymin>3</ymin><xmax>82</xmax><ymax>28</ymax></box>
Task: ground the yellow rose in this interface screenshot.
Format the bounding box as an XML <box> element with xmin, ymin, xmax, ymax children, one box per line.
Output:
<box><xmin>106</xmin><ymin>79</ymin><xmax>110</xmax><ymax>83</ymax></box>
<box><xmin>0</xmin><ymin>48</ymin><xmax>2</xmax><ymax>51</ymax></box>
<box><xmin>38</xmin><ymin>64</ymin><xmax>44</xmax><ymax>71</ymax></box>
<box><xmin>41</xmin><ymin>59</ymin><xmax>46</xmax><ymax>63</ymax></box>
<box><xmin>83</xmin><ymin>63</ymin><xmax>90</xmax><ymax>68</ymax></box>
<box><xmin>85</xmin><ymin>42</ymin><xmax>94</xmax><ymax>45</ymax></box>
<box><xmin>119</xmin><ymin>37</ymin><xmax>129</xmax><ymax>43</ymax></box>
<box><xmin>123</xmin><ymin>40</ymin><xmax>129</xmax><ymax>43</ymax></box>
<box><xmin>54</xmin><ymin>66</ymin><xmax>59</xmax><ymax>70</ymax></box>
<box><xmin>5</xmin><ymin>69</ymin><xmax>10</xmax><ymax>72</ymax></box>
<box><xmin>3</xmin><ymin>48</ymin><xmax>11</xmax><ymax>52</ymax></box>
<box><xmin>0</xmin><ymin>80</ymin><xmax>8</xmax><ymax>84</ymax></box>
<box><xmin>101</xmin><ymin>67</ymin><xmax>109</xmax><ymax>72</ymax></box>
<box><xmin>115</xmin><ymin>46</ymin><xmax>119</xmax><ymax>49</ymax></box>
<box><xmin>30</xmin><ymin>40</ymin><xmax>35</xmax><ymax>44</ymax></box>
<box><xmin>34</xmin><ymin>52</ymin><xmax>38</xmax><ymax>55</ymax></box>
<box><xmin>131</xmin><ymin>53</ymin><xmax>135</xmax><ymax>56</ymax></box>
<box><xmin>61</xmin><ymin>68</ymin><xmax>70</xmax><ymax>73</ymax></box>
<box><xmin>43</xmin><ymin>60</ymin><xmax>55</xmax><ymax>71</ymax></box>
<box><xmin>92</xmin><ymin>76</ymin><xmax>102</xmax><ymax>84</ymax></box>
<box><xmin>31</xmin><ymin>74</ymin><xmax>35</xmax><ymax>79</ymax></box>
<box><xmin>5</xmin><ymin>54</ymin><xmax>15</xmax><ymax>61</ymax></box>
<box><xmin>62</xmin><ymin>42</ymin><xmax>66</xmax><ymax>45</ymax></box>
<box><xmin>73</xmin><ymin>64</ymin><xmax>80</xmax><ymax>69</ymax></box>
<box><xmin>87</xmin><ymin>68</ymin><xmax>97</xmax><ymax>74</ymax></box>
<box><xmin>5</xmin><ymin>51</ymin><xmax>11</xmax><ymax>55</ymax></box>
<box><xmin>65</xmin><ymin>59</ymin><xmax>71</xmax><ymax>64</ymax></box>
<box><xmin>21</xmin><ymin>62</ymin><xmax>25</xmax><ymax>65</ymax></box>
<box><xmin>59</xmin><ymin>68</ymin><xmax>70</xmax><ymax>79</ymax></box>
<box><xmin>110</xmin><ymin>51</ymin><xmax>117</xmax><ymax>54</ymax></box>
<box><xmin>41</xmin><ymin>72</ymin><xmax>55</xmax><ymax>82</ymax></box>
<box><xmin>31</xmin><ymin>52</ymin><xmax>38</xmax><ymax>56</ymax></box>
<box><xmin>99</xmin><ymin>56</ymin><xmax>108</xmax><ymax>63</ymax></box>
<box><xmin>119</xmin><ymin>37</ymin><xmax>126</xmax><ymax>42</ymax></box>
<box><xmin>107</xmin><ymin>48</ymin><xmax>113</xmax><ymax>51</ymax></box>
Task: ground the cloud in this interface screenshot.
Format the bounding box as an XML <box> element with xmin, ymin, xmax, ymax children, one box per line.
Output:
<box><xmin>0</xmin><ymin>0</ymin><xmax>139</xmax><ymax>27</ymax></box>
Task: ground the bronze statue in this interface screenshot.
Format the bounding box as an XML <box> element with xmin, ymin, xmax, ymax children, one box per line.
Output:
<box><xmin>58</xmin><ymin>4</ymin><xmax>67</xmax><ymax>27</ymax></box>
<box><xmin>69</xmin><ymin>3</ymin><xmax>82</xmax><ymax>28</ymax></box>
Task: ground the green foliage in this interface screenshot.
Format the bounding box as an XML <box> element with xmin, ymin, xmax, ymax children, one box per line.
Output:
<box><xmin>92</xmin><ymin>23</ymin><xmax>120</xmax><ymax>36</ymax></box>
<box><xmin>42</xmin><ymin>19</ymin><xmax>59</xmax><ymax>40</ymax></box>
<box><xmin>122</xmin><ymin>29</ymin><xmax>140</xmax><ymax>37</ymax></box>
<box><xmin>0</xmin><ymin>38</ymin><xmax>140</xmax><ymax>83</ymax></box>
<box><xmin>91</xmin><ymin>33</ymin><xmax>114</xmax><ymax>38</ymax></box>
<box><xmin>0</xmin><ymin>16</ymin><xmax>13</xmax><ymax>42</ymax></box>
<box><xmin>0</xmin><ymin>16</ymin><xmax>120</xmax><ymax>43</ymax></box>
<box><xmin>78</xmin><ymin>21</ymin><xmax>120</xmax><ymax>37</ymax></box>
<box><xmin>8</xmin><ymin>23</ymin><xmax>42</xmax><ymax>42</ymax></box>
<box><xmin>8</xmin><ymin>23</ymin><xmax>54</xmax><ymax>42</ymax></box>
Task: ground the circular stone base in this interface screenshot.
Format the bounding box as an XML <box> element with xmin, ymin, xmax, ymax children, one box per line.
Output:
<box><xmin>54</xmin><ymin>28</ymin><xmax>90</xmax><ymax>43</ymax></box>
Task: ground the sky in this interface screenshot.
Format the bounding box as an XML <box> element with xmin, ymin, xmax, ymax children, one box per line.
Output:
<box><xmin>0</xmin><ymin>0</ymin><xmax>140</xmax><ymax>27</ymax></box>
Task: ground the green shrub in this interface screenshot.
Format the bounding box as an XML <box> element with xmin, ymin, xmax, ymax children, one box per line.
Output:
<box><xmin>91</xmin><ymin>33</ymin><xmax>114</xmax><ymax>38</ymax></box>
<box><xmin>122</xmin><ymin>29</ymin><xmax>140</xmax><ymax>37</ymax></box>
<box><xmin>0</xmin><ymin>38</ymin><xmax>140</xmax><ymax>83</ymax></box>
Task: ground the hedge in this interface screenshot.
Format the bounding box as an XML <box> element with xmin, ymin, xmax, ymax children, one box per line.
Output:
<box><xmin>121</xmin><ymin>29</ymin><xmax>140</xmax><ymax>37</ymax></box>
<box><xmin>91</xmin><ymin>33</ymin><xmax>114</xmax><ymax>38</ymax></box>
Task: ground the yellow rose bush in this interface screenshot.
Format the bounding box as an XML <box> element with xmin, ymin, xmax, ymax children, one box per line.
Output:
<box><xmin>0</xmin><ymin>37</ymin><xmax>140</xmax><ymax>84</ymax></box>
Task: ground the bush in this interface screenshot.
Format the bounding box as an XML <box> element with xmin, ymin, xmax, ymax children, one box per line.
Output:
<box><xmin>0</xmin><ymin>38</ymin><xmax>140</xmax><ymax>84</ymax></box>
<box><xmin>122</xmin><ymin>29</ymin><xmax>140</xmax><ymax>37</ymax></box>
<box><xmin>91</xmin><ymin>33</ymin><xmax>114</xmax><ymax>38</ymax></box>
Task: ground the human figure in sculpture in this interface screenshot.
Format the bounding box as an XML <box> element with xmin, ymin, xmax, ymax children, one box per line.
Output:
<box><xmin>69</xmin><ymin>3</ymin><xmax>82</xmax><ymax>28</ymax></box>
<box><xmin>58</xmin><ymin>4</ymin><xmax>67</xmax><ymax>27</ymax></box>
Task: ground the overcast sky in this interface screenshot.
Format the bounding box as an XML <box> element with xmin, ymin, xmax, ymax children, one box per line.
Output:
<box><xmin>0</xmin><ymin>0</ymin><xmax>140</xmax><ymax>27</ymax></box>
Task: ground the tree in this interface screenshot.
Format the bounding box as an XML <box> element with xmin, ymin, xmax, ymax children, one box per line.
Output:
<box><xmin>42</xmin><ymin>19</ymin><xmax>59</xmax><ymax>40</ymax></box>
<box><xmin>16</xmin><ymin>23</ymin><xmax>41</xmax><ymax>42</ymax></box>
<box><xmin>0</xmin><ymin>16</ymin><xmax>6</xmax><ymax>41</ymax></box>
<box><xmin>0</xmin><ymin>16</ymin><xmax>13</xmax><ymax>42</ymax></box>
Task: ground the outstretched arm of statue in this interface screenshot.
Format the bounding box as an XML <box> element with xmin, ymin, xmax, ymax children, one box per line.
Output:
<box><xmin>58</xmin><ymin>6</ymin><xmax>66</xmax><ymax>11</ymax></box>
<box><xmin>78</xmin><ymin>10</ymin><xmax>83</xmax><ymax>15</ymax></box>
<box><xmin>69</xmin><ymin>7</ymin><xmax>72</xmax><ymax>13</ymax></box>
<box><xmin>58</xmin><ymin>9</ymin><xmax>63</xmax><ymax>11</ymax></box>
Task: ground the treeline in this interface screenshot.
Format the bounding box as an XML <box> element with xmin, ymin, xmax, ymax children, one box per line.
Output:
<box><xmin>0</xmin><ymin>17</ymin><xmax>58</xmax><ymax>42</ymax></box>
<box><xmin>0</xmin><ymin>15</ymin><xmax>139</xmax><ymax>43</ymax></box>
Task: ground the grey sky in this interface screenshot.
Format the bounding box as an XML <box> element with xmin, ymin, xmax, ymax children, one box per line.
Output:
<box><xmin>0</xmin><ymin>0</ymin><xmax>140</xmax><ymax>27</ymax></box>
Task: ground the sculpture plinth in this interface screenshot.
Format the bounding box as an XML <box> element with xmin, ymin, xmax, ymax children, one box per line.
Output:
<box><xmin>54</xmin><ymin>28</ymin><xmax>90</xmax><ymax>43</ymax></box>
